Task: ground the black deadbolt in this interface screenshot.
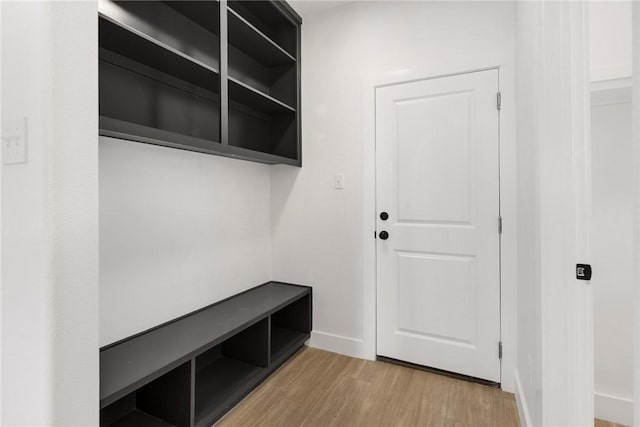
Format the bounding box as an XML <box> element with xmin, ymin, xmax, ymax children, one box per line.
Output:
<box><xmin>576</xmin><ymin>264</ymin><xmax>592</xmax><ymax>280</ymax></box>
<box><xmin>379</xmin><ymin>231</ymin><xmax>389</xmax><ymax>240</ymax></box>
<box><xmin>380</xmin><ymin>212</ymin><xmax>389</xmax><ymax>221</ymax></box>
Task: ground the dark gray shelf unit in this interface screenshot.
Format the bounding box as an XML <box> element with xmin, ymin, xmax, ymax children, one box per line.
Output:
<box><xmin>100</xmin><ymin>282</ymin><xmax>312</xmax><ymax>427</ymax></box>
<box><xmin>98</xmin><ymin>0</ymin><xmax>302</xmax><ymax>166</ymax></box>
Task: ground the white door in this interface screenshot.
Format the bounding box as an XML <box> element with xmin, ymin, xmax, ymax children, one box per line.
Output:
<box><xmin>376</xmin><ymin>69</ymin><xmax>501</xmax><ymax>382</ymax></box>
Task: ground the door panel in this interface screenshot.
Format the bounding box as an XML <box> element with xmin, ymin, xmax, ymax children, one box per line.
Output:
<box><xmin>396</xmin><ymin>251</ymin><xmax>476</xmax><ymax>344</ymax></box>
<box><xmin>397</xmin><ymin>91</ymin><xmax>474</xmax><ymax>224</ymax></box>
<box><xmin>376</xmin><ymin>69</ymin><xmax>500</xmax><ymax>382</ymax></box>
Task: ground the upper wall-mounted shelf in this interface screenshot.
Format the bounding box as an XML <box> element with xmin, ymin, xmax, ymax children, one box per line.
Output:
<box><xmin>98</xmin><ymin>0</ymin><xmax>302</xmax><ymax>166</ymax></box>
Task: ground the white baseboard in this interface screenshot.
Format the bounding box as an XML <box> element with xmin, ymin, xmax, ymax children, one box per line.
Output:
<box><xmin>514</xmin><ymin>370</ymin><xmax>532</xmax><ymax>427</ymax></box>
<box><xmin>308</xmin><ymin>330</ymin><xmax>366</xmax><ymax>359</ymax></box>
<box><xmin>591</xmin><ymin>63</ymin><xmax>632</xmax><ymax>83</ymax></box>
<box><xmin>595</xmin><ymin>391</ymin><xmax>633</xmax><ymax>426</ymax></box>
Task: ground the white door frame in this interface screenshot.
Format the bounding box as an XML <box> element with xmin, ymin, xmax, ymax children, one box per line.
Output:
<box><xmin>531</xmin><ymin>2</ymin><xmax>593</xmax><ymax>424</ymax></box>
<box><xmin>632</xmin><ymin>3</ymin><xmax>640</xmax><ymax>426</ymax></box>
<box><xmin>361</xmin><ymin>51</ymin><xmax>518</xmax><ymax>393</ymax></box>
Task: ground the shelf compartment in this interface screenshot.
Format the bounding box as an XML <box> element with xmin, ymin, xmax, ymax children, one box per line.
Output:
<box><xmin>99</xmin><ymin>17</ymin><xmax>219</xmax><ymax>93</ymax></box>
<box><xmin>229</xmin><ymin>77</ymin><xmax>294</xmax><ymax>114</ymax></box>
<box><xmin>228</xmin><ymin>8</ymin><xmax>294</xmax><ymax>67</ymax></box>
<box><xmin>101</xmin><ymin>362</ymin><xmax>191</xmax><ymax>427</ymax></box>
<box><xmin>100</xmin><ymin>57</ymin><xmax>220</xmax><ymax>147</ymax></box>
<box><xmin>99</xmin><ymin>0</ymin><xmax>220</xmax><ymax>72</ymax></box>
<box><xmin>228</xmin><ymin>103</ymin><xmax>297</xmax><ymax>160</ymax></box>
<box><xmin>165</xmin><ymin>1</ymin><xmax>220</xmax><ymax>37</ymax></box>
<box><xmin>271</xmin><ymin>326</ymin><xmax>308</xmax><ymax>363</ymax></box>
<box><xmin>228</xmin><ymin>9</ymin><xmax>296</xmax><ymax>107</ymax></box>
<box><xmin>194</xmin><ymin>318</ymin><xmax>269</xmax><ymax>427</ymax></box>
<box><xmin>228</xmin><ymin>0</ymin><xmax>298</xmax><ymax>58</ymax></box>
<box><xmin>270</xmin><ymin>294</ymin><xmax>311</xmax><ymax>361</ymax></box>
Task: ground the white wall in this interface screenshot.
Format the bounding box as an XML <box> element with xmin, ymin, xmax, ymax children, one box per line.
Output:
<box><xmin>1</xmin><ymin>1</ymin><xmax>99</xmax><ymax>425</ymax></box>
<box><xmin>591</xmin><ymin>96</ymin><xmax>634</xmax><ymax>425</ymax></box>
<box><xmin>515</xmin><ymin>2</ymin><xmax>594</xmax><ymax>425</ymax></box>
<box><xmin>514</xmin><ymin>3</ymin><xmax>543</xmax><ymax>424</ymax></box>
<box><xmin>275</xmin><ymin>0</ymin><xmax>515</xmax><ymax>382</ymax></box>
<box><xmin>1</xmin><ymin>3</ymin><xmax>53</xmax><ymax>423</ymax></box>
<box><xmin>100</xmin><ymin>139</ymin><xmax>273</xmax><ymax>346</ymax></box>
<box><xmin>589</xmin><ymin>1</ymin><xmax>632</xmax><ymax>82</ymax></box>
<box><xmin>589</xmin><ymin>3</ymin><xmax>634</xmax><ymax>423</ymax></box>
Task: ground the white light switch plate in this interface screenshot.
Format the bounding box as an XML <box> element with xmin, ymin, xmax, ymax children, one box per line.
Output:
<box><xmin>2</xmin><ymin>117</ymin><xmax>28</xmax><ymax>165</ymax></box>
<box><xmin>334</xmin><ymin>173</ymin><xmax>344</xmax><ymax>189</ymax></box>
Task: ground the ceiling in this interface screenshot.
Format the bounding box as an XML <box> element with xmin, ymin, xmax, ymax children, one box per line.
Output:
<box><xmin>288</xmin><ymin>1</ymin><xmax>357</xmax><ymax>21</ymax></box>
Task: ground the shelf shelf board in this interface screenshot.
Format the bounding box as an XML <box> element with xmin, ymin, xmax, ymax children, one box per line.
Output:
<box><xmin>228</xmin><ymin>7</ymin><xmax>295</xmax><ymax>67</ymax></box>
<box><xmin>194</xmin><ymin>357</ymin><xmax>264</xmax><ymax>427</ymax></box>
<box><xmin>108</xmin><ymin>410</ymin><xmax>174</xmax><ymax>427</ymax></box>
<box><xmin>100</xmin><ymin>116</ymin><xmax>220</xmax><ymax>154</ymax></box>
<box><xmin>100</xmin><ymin>116</ymin><xmax>299</xmax><ymax>166</ymax></box>
<box><xmin>271</xmin><ymin>327</ymin><xmax>309</xmax><ymax>362</ymax></box>
<box><xmin>228</xmin><ymin>76</ymin><xmax>295</xmax><ymax>114</ymax></box>
<box><xmin>99</xmin><ymin>13</ymin><xmax>219</xmax><ymax>76</ymax></box>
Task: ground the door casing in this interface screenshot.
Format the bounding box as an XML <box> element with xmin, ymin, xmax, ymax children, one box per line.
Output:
<box><xmin>360</xmin><ymin>54</ymin><xmax>518</xmax><ymax>393</ymax></box>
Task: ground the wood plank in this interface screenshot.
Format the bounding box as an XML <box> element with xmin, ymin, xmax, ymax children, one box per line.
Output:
<box><xmin>216</xmin><ymin>348</ymin><xmax>520</xmax><ymax>427</ymax></box>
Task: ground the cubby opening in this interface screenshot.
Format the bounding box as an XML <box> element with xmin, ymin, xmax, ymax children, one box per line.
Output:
<box><xmin>194</xmin><ymin>318</ymin><xmax>269</xmax><ymax>427</ymax></box>
<box><xmin>228</xmin><ymin>97</ymin><xmax>297</xmax><ymax>160</ymax></box>
<box><xmin>270</xmin><ymin>295</ymin><xmax>311</xmax><ymax>362</ymax></box>
<box><xmin>228</xmin><ymin>0</ymin><xmax>297</xmax><ymax>58</ymax></box>
<box><xmin>100</xmin><ymin>362</ymin><xmax>191</xmax><ymax>427</ymax></box>
<box><xmin>99</xmin><ymin>0</ymin><xmax>221</xmax><ymax>150</ymax></box>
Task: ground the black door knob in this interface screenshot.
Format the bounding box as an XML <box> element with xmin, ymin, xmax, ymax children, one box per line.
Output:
<box><xmin>379</xmin><ymin>231</ymin><xmax>389</xmax><ymax>240</ymax></box>
<box><xmin>380</xmin><ymin>212</ymin><xmax>389</xmax><ymax>221</ymax></box>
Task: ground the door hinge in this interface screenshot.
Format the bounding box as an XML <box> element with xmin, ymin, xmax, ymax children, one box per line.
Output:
<box><xmin>497</xmin><ymin>92</ymin><xmax>502</xmax><ymax>110</ymax></box>
<box><xmin>498</xmin><ymin>341</ymin><xmax>503</xmax><ymax>359</ymax></box>
<box><xmin>498</xmin><ymin>216</ymin><xmax>503</xmax><ymax>234</ymax></box>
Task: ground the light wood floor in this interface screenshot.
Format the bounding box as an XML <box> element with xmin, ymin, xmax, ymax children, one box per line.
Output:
<box><xmin>595</xmin><ymin>419</ymin><xmax>626</xmax><ymax>427</ymax></box>
<box><xmin>216</xmin><ymin>347</ymin><xmax>519</xmax><ymax>427</ymax></box>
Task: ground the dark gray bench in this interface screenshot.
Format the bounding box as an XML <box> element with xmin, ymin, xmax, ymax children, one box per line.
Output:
<box><xmin>100</xmin><ymin>281</ymin><xmax>312</xmax><ymax>427</ymax></box>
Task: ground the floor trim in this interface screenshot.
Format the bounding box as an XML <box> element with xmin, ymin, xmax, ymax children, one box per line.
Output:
<box><xmin>376</xmin><ymin>355</ymin><xmax>500</xmax><ymax>388</ymax></box>
<box><xmin>308</xmin><ymin>330</ymin><xmax>365</xmax><ymax>359</ymax></box>
<box><xmin>594</xmin><ymin>391</ymin><xmax>633</xmax><ymax>426</ymax></box>
<box><xmin>514</xmin><ymin>370</ymin><xmax>532</xmax><ymax>427</ymax></box>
